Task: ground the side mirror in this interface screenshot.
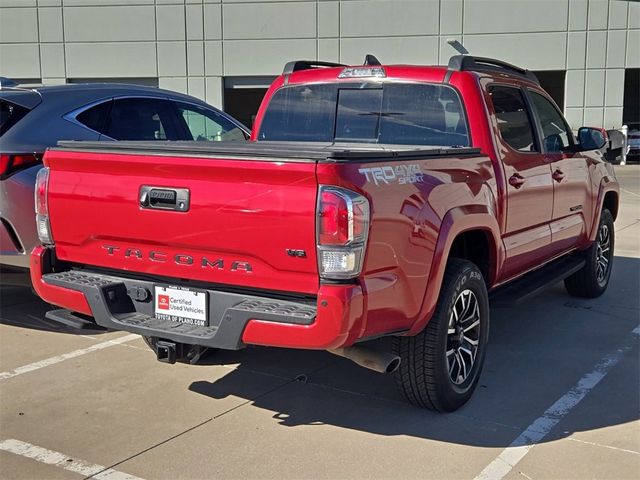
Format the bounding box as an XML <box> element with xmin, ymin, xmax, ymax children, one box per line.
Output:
<box><xmin>578</xmin><ymin>127</ymin><xmax>607</xmax><ymax>151</ymax></box>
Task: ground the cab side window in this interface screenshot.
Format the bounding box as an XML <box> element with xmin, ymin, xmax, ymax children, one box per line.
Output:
<box><xmin>529</xmin><ymin>91</ymin><xmax>574</xmax><ymax>152</ymax></box>
<box><xmin>488</xmin><ymin>86</ymin><xmax>538</xmax><ymax>152</ymax></box>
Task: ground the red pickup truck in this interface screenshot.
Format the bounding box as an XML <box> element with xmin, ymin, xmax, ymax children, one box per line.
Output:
<box><xmin>31</xmin><ymin>55</ymin><xmax>619</xmax><ymax>412</ymax></box>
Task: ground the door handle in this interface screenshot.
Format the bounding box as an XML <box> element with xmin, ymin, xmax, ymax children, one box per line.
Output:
<box><xmin>508</xmin><ymin>173</ymin><xmax>525</xmax><ymax>189</ymax></box>
<box><xmin>552</xmin><ymin>169</ymin><xmax>565</xmax><ymax>182</ymax></box>
<box><xmin>139</xmin><ymin>186</ymin><xmax>190</xmax><ymax>212</ymax></box>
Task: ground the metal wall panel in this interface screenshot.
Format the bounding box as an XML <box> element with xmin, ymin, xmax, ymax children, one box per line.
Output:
<box><xmin>157</xmin><ymin>4</ymin><xmax>186</xmax><ymax>41</ymax></box>
<box><xmin>65</xmin><ymin>42</ymin><xmax>157</xmax><ymax>77</ymax></box>
<box><xmin>0</xmin><ymin>44</ymin><xmax>40</xmax><ymax>77</ymax></box>
<box><xmin>340</xmin><ymin>36</ymin><xmax>439</xmax><ymax>65</ymax></box>
<box><xmin>0</xmin><ymin>7</ymin><xmax>38</xmax><ymax>43</ymax></box>
<box><xmin>340</xmin><ymin>0</ymin><xmax>439</xmax><ymax>37</ymax></box>
<box><xmin>464</xmin><ymin>0</ymin><xmax>569</xmax><ymax>34</ymax></box>
<box><xmin>38</xmin><ymin>7</ymin><xmax>63</xmax><ymax>43</ymax></box>
<box><xmin>63</xmin><ymin>6</ymin><xmax>156</xmax><ymax>42</ymax></box>
<box><xmin>585</xmin><ymin>69</ymin><xmax>606</xmax><ymax>107</ymax></box>
<box><xmin>463</xmin><ymin>32</ymin><xmax>568</xmax><ymax>70</ymax></box>
<box><xmin>223</xmin><ymin>2</ymin><xmax>316</xmax><ymax>39</ymax></box>
<box><xmin>223</xmin><ymin>39</ymin><xmax>316</xmax><ymax>75</ymax></box>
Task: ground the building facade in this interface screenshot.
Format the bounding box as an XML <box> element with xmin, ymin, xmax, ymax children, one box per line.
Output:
<box><xmin>0</xmin><ymin>0</ymin><xmax>638</xmax><ymax>129</ymax></box>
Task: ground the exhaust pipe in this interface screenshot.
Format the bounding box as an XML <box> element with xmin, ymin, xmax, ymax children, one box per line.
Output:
<box><xmin>328</xmin><ymin>346</ymin><xmax>401</xmax><ymax>374</ymax></box>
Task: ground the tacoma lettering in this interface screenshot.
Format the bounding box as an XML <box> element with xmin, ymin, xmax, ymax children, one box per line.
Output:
<box><xmin>100</xmin><ymin>245</ymin><xmax>250</xmax><ymax>272</ymax></box>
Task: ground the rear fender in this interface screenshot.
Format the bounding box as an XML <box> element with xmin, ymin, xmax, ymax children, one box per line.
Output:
<box><xmin>408</xmin><ymin>204</ymin><xmax>503</xmax><ymax>336</ymax></box>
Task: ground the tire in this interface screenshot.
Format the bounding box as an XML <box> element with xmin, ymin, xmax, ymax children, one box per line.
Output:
<box><xmin>564</xmin><ymin>209</ymin><xmax>614</xmax><ymax>298</ymax></box>
<box><xmin>142</xmin><ymin>336</ymin><xmax>215</xmax><ymax>364</ymax></box>
<box><xmin>392</xmin><ymin>259</ymin><xmax>490</xmax><ymax>412</ymax></box>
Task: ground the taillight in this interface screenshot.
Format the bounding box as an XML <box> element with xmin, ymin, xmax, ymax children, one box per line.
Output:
<box><xmin>319</xmin><ymin>190</ymin><xmax>349</xmax><ymax>245</ymax></box>
<box><xmin>317</xmin><ymin>186</ymin><xmax>370</xmax><ymax>279</ymax></box>
<box><xmin>34</xmin><ymin>167</ymin><xmax>53</xmax><ymax>245</ymax></box>
<box><xmin>0</xmin><ymin>153</ymin><xmax>41</xmax><ymax>180</ymax></box>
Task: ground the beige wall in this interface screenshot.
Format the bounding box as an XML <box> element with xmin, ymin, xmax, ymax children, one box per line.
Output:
<box><xmin>0</xmin><ymin>0</ymin><xmax>638</xmax><ymax>128</ymax></box>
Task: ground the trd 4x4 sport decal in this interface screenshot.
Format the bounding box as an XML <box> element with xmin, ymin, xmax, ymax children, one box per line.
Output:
<box><xmin>358</xmin><ymin>165</ymin><xmax>424</xmax><ymax>185</ymax></box>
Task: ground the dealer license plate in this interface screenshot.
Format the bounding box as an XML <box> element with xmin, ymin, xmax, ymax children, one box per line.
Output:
<box><xmin>154</xmin><ymin>285</ymin><xmax>208</xmax><ymax>326</ymax></box>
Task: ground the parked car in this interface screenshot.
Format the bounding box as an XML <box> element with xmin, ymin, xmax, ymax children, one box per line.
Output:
<box><xmin>626</xmin><ymin>122</ymin><xmax>640</xmax><ymax>163</ymax></box>
<box><xmin>30</xmin><ymin>55</ymin><xmax>618</xmax><ymax>412</ymax></box>
<box><xmin>0</xmin><ymin>81</ymin><xmax>249</xmax><ymax>281</ymax></box>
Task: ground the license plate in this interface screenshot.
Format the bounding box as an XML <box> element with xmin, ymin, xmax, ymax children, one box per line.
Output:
<box><xmin>154</xmin><ymin>285</ymin><xmax>208</xmax><ymax>327</ymax></box>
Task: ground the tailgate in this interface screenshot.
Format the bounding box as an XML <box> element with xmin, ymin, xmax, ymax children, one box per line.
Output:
<box><xmin>44</xmin><ymin>149</ymin><xmax>319</xmax><ymax>295</ymax></box>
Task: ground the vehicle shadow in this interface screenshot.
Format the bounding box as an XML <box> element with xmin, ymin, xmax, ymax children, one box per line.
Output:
<box><xmin>189</xmin><ymin>255</ymin><xmax>639</xmax><ymax>447</ymax></box>
<box><xmin>0</xmin><ymin>284</ymin><xmax>108</xmax><ymax>335</ymax></box>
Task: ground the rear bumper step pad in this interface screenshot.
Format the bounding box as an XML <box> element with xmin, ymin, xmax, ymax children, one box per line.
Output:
<box><xmin>42</xmin><ymin>270</ymin><xmax>316</xmax><ymax>349</ymax></box>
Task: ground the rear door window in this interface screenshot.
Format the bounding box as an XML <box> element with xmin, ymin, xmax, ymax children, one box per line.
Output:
<box><xmin>0</xmin><ymin>100</ymin><xmax>30</xmax><ymax>136</ymax></box>
<box><xmin>104</xmin><ymin>98</ymin><xmax>178</xmax><ymax>141</ymax></box>
<box><xmin>488</xmin><ymin>86</ymin><xmax>538</xmax><ymax>152</ymax></box>
<box><xmin>258</xmin><ymin>83</ymin><xmax>470</xmax><ymax>147</ymax></box>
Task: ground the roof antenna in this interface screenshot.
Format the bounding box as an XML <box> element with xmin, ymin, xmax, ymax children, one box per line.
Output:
<box><xmin>447</xmin><ymin>39</ymin><xmax>469</xmax><ymax>55</ymax></box>
<box><xmin>364</xmin><ymin>54</ymin><xmax>381</xmax><ymax>66</ymax></box>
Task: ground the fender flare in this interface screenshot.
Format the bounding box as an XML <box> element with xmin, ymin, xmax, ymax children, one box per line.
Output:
<box><xmin>408</xmin><ymin>204</ymin><xmax>504</xmax><ymax>336</ymax></box>
<box><xmin>589</xmin><ymin>177</ymin><xmax>619</xmax><ymax>242</ymax></box>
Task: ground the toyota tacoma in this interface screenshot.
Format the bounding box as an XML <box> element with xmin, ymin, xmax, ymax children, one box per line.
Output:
<box><xmin>30</xmin><ymin>55</ymin><xmax>619</xmax><ymax>411</ymax></box>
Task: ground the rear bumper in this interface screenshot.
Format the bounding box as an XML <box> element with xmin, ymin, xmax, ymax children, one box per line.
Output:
<box><xmin>31</xmin><ymin>246</ymin><xmax>363</xmax><ymax>350</ymax></box>
<box><xmin>0</xmin><ymin>165</ymin><xmax>39</xmax><ymax>269</ymax></box>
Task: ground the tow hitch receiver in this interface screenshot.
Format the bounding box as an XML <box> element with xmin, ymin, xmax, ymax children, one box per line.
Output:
<box><xmin>153</xmin><ymin>339</ymin><xmax>208</xmax><ymax>365</ymax></box>
<box><xmin>156</xmin><ymin>340</ymin><xmax>179</xmax><ymax>364</ymax></box>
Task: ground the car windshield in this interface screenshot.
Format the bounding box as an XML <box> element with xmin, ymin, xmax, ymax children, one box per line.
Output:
<box><xmin>257</xmin><ymin>82</ymin><xmax>470</xmax><ymax>147</ymax></box>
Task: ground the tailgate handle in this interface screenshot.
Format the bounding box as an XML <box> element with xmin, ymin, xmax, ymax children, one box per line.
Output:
<box><xmin>139</xmin><ymin>186</ymin><xmax>190</xmax><ymax>212</ymax></box>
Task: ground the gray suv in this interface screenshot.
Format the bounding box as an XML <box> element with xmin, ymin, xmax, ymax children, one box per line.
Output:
<box><xmin>0</xmin><ymin>82</ymin><xmax>249</xmax><ymax>280</ymax></box>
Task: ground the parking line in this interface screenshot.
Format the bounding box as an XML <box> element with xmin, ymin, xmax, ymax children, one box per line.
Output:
<box><xmin>474</xmin><ymin>325</ymin><xmax>640</xmax><ymax>480</ymax></box>
<box><xmin>0</xmin><ymin>334</ymin><xmax>139</xmax><ymax>381</ymax></box>
<box><xmin>0</xmin><ymin>438</ymin><xmax>144</xmax><ymax>479</ymax></box>
<box><xmin>620</xmin><ymin>187</ymin><xmax>640</xmax><ymax>198</ymax></box>
<box><xmin>567</xmin><ymin>437</ymin><xmax>640</xmax><ymax>456</ymax></box>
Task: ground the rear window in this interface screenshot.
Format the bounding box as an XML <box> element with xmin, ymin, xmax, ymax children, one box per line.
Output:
<box><xmin>0</xmin><ymin>100</ymin><xmax>30</xmax><ymax>136</ymax></box>
<box><xmin>76</xmin><ymin>100</ymin><xmax>112</xmax><ymax>133</ymax></box>
<box><xmin>258</xmin><ymin>83</ymin><xmax>470</xmax><ymax>147</ymax></box>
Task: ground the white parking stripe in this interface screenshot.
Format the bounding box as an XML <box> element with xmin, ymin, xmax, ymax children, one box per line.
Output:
<box><xmin>0</xmin><ymin>439</ymin><xmax>144</xmax><ymax>479</ymax></box>
<box><xmin>567</xmin><ymin>437</ymin><xmax>640</xmax><ymax>456</ymax></box>
<box><xmin>0</xmin><ymin>334</ymin><xmax>139</xmax><ymax>381</ymax></box>
<box><xmin>474</xmin><ymin>325</ymin><xmax>640</xmax><ymax>480</ymax></box>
